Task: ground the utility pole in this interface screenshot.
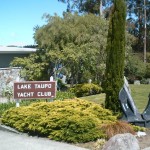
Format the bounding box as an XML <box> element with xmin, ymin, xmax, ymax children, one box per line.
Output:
<box><xmin>144</xmin><ymin>0</ymin><xmax>147</xmax><ymax>63</ymax></box>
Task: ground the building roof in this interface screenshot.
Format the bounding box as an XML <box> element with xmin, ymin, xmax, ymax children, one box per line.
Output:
<box><xmin>0</xmin><ymin>46</ymin><xmax>37</xmax><ymax>54</ymax></box>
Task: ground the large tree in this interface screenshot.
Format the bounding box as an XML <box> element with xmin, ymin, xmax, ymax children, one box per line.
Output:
<box><xmin>58</xmin><ymin>0</ymin><xmax>113</xmax><ymax>16</ymax></box>
<box><xmin>58</xmin><ymin>0</ymin><xmax>150</xmax><ymax>53</ymax></box>
<box><xmin>11</xmin><ymin>12</ymin><xmax>134</xmax><ymax>83</ymax></box>
<box><xmin>11</xmin><ymin>13</ymin><xmax>108</xmax><ymax>83</ymax></box>
<box><xmin>103</xmin><ymin>0</ymin><xmax>126</xmax><ymax>113</ymax></box>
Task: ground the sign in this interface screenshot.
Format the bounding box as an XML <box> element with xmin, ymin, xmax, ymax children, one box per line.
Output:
<box><xmin>13</xmin><ymin>81</ymin><xmax>56</xmax><ymax>99</ymax></box>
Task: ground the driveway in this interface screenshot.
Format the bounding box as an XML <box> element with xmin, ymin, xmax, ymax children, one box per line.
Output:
<box><xmin>0</xmin><ymin>130</ymin><xmax>89</xmax><ymax>150</ymax></box>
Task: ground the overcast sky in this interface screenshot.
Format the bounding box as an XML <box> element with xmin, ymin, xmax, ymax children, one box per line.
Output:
<box><xmin>0</xmin><ymin>0</ymin><xmax>67</xmax><ymax>46</ymax></box>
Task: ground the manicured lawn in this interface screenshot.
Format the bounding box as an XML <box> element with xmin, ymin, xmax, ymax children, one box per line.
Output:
<box><xmin>81</xmin><ymin>84</ymin><xmax>150</xmax><ymax>113</ymax></box>
<box><xmin>130</xmin><ymin>84</ymin><xmax>150</xmax><ymax>113</ymax></box>
<box><xmin>80</xmin><ymin>93</ymin><xmax>105</xmax><ymax>105</ymax></box>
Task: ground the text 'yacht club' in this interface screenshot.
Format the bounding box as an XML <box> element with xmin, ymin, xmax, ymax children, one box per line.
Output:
<box><xmin>13</xmin><ymin>81</ymin><xmax>56</xmax><ymax>99</ymax></box>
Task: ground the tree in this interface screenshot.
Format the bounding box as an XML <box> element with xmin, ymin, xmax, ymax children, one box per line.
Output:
<box><xmin>10</xmin><ymin>53</ymin><xmax>48</xmax><ymax>81</ymax></box>
<box><xmin>125</xmin><ymin>54</ymin><xmax>146</xmax><ymax>82</ymax></box>
<box><xmin>58</xmin><ymin>0</ymin><xmax>113</xmax><ymax>16</ymax></box>
<box><xmin>11</xmin><ymin>12</ymin><xmax>134</xmax><ymax>84</ymax></box>
<box><xmin>126</xmin><ymin>0</ymin><xmax>150</xmax><ymax>53</ymax></box>
<box><xmin>11</xmin><ymin>13</ymin><xmax>108</xmax><ymax>83</ymax></box>
<box><xmin>58</xmin><ymin>0</ymin><xmax>150</xmax><ymax>54</ymax></box>
<box><xmin>103</xmin><ymin>0</ymin><xmax>126</xmax><ymax>113</ymax></box>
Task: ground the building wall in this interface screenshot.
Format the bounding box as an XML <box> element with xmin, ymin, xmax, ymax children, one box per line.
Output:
<box><xmin>0</xmin><ymin>67</ymin><xmax>23</xmax><ymax>96</ymax></box>
<box><xmin>0</xmin><ymin>48</ymin><xmax>36</xmax><ymax>99</ymax></box>
<box><xmin>0</xmin><ymin>53</ymin><xmax>29</xmax><ymax>68</ymax></box>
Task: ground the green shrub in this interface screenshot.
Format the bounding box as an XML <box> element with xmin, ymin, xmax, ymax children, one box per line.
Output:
<box><xmin>70</xmin><ymin>83</ymin><xmax>102</xmax><ymax>97</ymax></box>
<box><xmin>57</xmin><ymin>79</ymin><xmax>68</xmax><ymax>91</ymax></box>
<box><xmin>55</xmin><ymin>91</ymin><xmax>75</xmax><ymax>100</ymax></box>
<box><xmin>0</xmin><ymin>99</ymin><xmax>45</xmax><ymax>117</ymax></box>
<box><xmin>145</xmin><ymin>63</ymin><xmax>150</xmax><ymax>78</ymax></box>
<box><xmin>125</xmin><ymin>54</ymin><xmax>146</xmax><ymax>82</ymax></box>
<box><xmin>132</xmin><ymin>125</ymin><xmax>146</xmax><ymax>132</ymax></box>
<box><xmin>147</xmin><ymin>52</ymin><xmax>150</xmax><ymax>63</ymax></box>
<box><xmin>0</xmin><ymin>91</ymin><xmax>75</xmax><ymax>117</ymax></box>
<box><xmin>2</xmin><ymin>99</ymin><xmax>116</xmax><ymax>143</ymax></box>
<box><xmin>140</xmin><ymin>78</ymin><xmax>149</xmax><ymax>84</ymax></box>
<box><xmin>0</xmin><ymin>102</ymin><xmax>16</xmax><ymax>118</ymax></box>
<box><xmin>2</xmin><ymin>86</ymin><xmax>13</xmax><ymax>100</ymax></box>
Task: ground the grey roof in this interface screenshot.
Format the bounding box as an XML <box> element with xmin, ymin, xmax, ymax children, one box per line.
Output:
<box><xmin>0</xmin><ymin>46</ymin><xmax>36</xmax><ymax>54</ymax></box>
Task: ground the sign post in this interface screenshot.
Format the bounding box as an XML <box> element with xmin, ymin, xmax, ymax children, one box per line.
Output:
<box><xmin>16</xmin><ymin>100</ymin><xmax>20</xmax><ymax>107</ymax></box>
<box><xmin>13</xmin><ymin>81</ymin><xmax>56</xmax><ymax>106</ymax></box>
<box><xmin>49</xmin><ymin>76</ymin><xmax>55</xmax><ymax>102</ymax></box>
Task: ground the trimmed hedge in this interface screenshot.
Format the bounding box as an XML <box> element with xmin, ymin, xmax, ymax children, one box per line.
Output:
<box><xmin>2</xmin><ymin>99</ymin><xmax>116</xmax><ymax>143</ymax></box>
<box><xmin>0</xmin><ymin>91</ymin><xmax>75</xmax><ymax>117</ymax></box>
<box><xmin>0</xmin><ymin>102</ymin><xmax>16</xmax><ymax>118</ymax></box>
<box><xmin>70</xmin><ymin>83</ymin><xmax>102</xmax><ymax>97</ymax></box>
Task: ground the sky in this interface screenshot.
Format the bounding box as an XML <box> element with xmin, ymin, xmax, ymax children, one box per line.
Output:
<box><xmin>0</xmin><ymin>0</ymin><xmax>67</xmax><ymax>46</ymax></box>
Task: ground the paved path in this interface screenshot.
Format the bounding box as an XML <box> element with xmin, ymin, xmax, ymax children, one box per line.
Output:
<box><xmin>0</xmin><ymin>130</ymin><xmax>88</xmax><ymax>150</ymax></box>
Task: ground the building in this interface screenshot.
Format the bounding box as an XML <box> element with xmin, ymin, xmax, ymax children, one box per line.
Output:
<box><xmin>0</xmin><ymin>46</ymin><xmax>36</xmax><ymax>68</ymax></box>
<box><xmin>0</xmin><ymin>46</ymin><xmax>36</xmax><ymax>96</ymax></box>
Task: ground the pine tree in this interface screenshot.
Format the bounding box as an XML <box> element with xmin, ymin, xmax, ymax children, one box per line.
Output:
<box><xmin>103</xmin><ymin>0</ymin><xmax>126</xmax><ymax>113</ymax></box>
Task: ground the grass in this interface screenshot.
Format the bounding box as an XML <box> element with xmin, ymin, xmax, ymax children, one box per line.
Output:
<box><xmin>80</xmin><ymin>93</ymin><xmax>105</xmax><ymax>105</ymax></box>
<box><xmin>130</xmin><ymin>84</ymin><xmax>150</xmax><ymax>113</ymax></box>
<box><xmin>80</xmin><ymin>84</ymin><xmax>150</xmax><ymax>113</ymax></box>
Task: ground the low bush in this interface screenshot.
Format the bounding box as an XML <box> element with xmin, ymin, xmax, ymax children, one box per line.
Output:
<box><xmin>2</xmin><ymin>99</ymin><xmax>116</xmax><ymax>143</ymax></box>
<box><xmin>0</xmin><ymin>91</ymin><xmax>75</xmax><ymax>117</ymax></box>
<box><xmin>57</xmin><ymin>79</ymin><xmax>68</xmax><ymax>91</ymax></box>
<box><xmin>140</xmin><ymin>78</ymin><xmax>149</xmax><ymax>84</ymax></box>
<box><xmin>0</xmin><ymin>99</ymin><xmax>45</xmax><ymax>117</ymax></box>
<box><xmin>54</xmin><ymin>91</ymin><xmax>75</xmax><ymax>100</ymax></box>
<box><xmin>70</xmin><ymin>83</ymin><xmax>102</xmax><ymax>97</ymax></box>
<box><xmin>1</xmin><ymin>86</ymin><xmax>13</xmax><ymax>100</ymax></box>
<box><xmin>145</xmin><ymin>63</ymin><xmax>150</xmax><ymax>78</ymax></box>
<box><xmin>0</xmin><ymin>102</ymin><xmax>16</xmax><ymax>118</ymax></box>
<box><xmin>132</xmin><ymin>125</ymin><xmax>146</xmax><ymax>132</ymax></box>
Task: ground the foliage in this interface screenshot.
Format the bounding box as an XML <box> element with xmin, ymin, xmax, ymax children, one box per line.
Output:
<box><xmin>147</xmin><ymin>53</ymin><xmax>150</xmax><ymax>63</ymax></box>
<box><xmin>58</xmin><ymin>0</ymin><xmax>102</xmax><ymax>15</ymax></box>
<box><xmin>103</xmin><ymin>0</ymin><xmax>126</xmax><ymax>113</ymax></box>
<box><xmin>58</xmin><ymin>0</ymin><xmax>114</xmax><ymax>17</ymax></box>
<box><xmin>125</xmin><ymin>54</ymin><xmax>146</xmax><ymax>82</ymax></box>
<box><xmin>59</xmin><ymin>0</ymin><xmax>150</xmax><ymax>53</ymax></box>
<box><xmin>55</xmin><ymin>91</ymin><xmax>75</xmax><ymax>100</ymax></box>
<box><xmin>0</xmin><ymin>91</ymin><xmax>75</xmax><ymax>117</ymax></box>
<box><xmin>35</xmin><ymin>13</ymin><xmax>109</xmax><ymax>83</ymax></box>
<box><xmin>0</xmin><ymin>102</ymin><xmax>16</xmax><ymax>118</ymax></box>
<box><xmin>2</xmin><ymin>99</ymin><xmax>117</xmax><ymax>143</ymax></box>
<box><xmin>125</xmin><ymin>33</ymin><xmax>137</xmax><ymax>55</ymax></box>
<box><xmin>101</xmin><ymin>121</ymin><xmax>135</xmax><ymax>139</ymax></box>
<box><xmin>11</xmin><ymin>13</ymin><xmax>109</xmax><ymax>82</ymax></box>
<box><xmin>132</xmin><ymin>125</ymin><xmax>146</xmax><ymax>132</ymax></box>
<box><xmin>126</xmin><ymin>0</ymin><xmax>150</xmax><ymax>52</ymax></box>
<box><xmin>2</xmin><ymin>86</ymin><xmax>13</xmax><ymax>100</ymax></box>
<box><xmin>57</xmin><ymin>79</ymin><xmax>68</xmax><ymax>91</ymax></box>
<box><xmin>145</xmin><ymin>63</ymin><xmax>150</xmax><ymax>78</ymax></box>
<box><xmin>10</xmin><ymin>53</ymin><xmax>47</xmax><ymax>81</ymax></box>
<box><xmin>10</xmin><ymin>12</ymin><xmax>135</xmax><ymax>83</ymax></box>
<box><xmin>0</xmin><ymin>99</ymin><xmax>45</xmax><ymax>117</ymax></box>
<box><xmin>140</xmin><ymin>78</ymin><xmax>150</xmax><ymax>84</ymax></box>
<box><xmin>70</xmin><ymin>83</ymin><xmax>102</xmax><ymax>97</ymax></box>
